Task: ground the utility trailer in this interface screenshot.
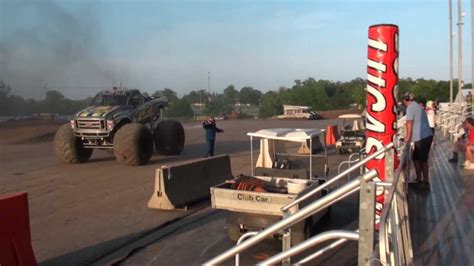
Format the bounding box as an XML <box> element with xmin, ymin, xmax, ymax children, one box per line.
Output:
<box><xmin>210</xmin><ymin>128</ymin><xmax>330</xmax><ymax>245</ymax></box>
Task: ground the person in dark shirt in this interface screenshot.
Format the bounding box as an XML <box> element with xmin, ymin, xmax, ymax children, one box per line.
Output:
<box><xmin>203</xmin><ymin>116</ymin><xmax>223</xmax><ymax>157</ymax></box>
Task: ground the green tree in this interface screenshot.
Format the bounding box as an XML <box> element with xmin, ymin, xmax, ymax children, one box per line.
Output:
<box><xmin>0</xmin><ymin>80</ymin><xmax>12</xmax><ymax>115</ymax></box>
<box><xmin>259</xmin><ymin>91</ymin><xmax>282</xmax><ymax>118</ymax></box>
<box><xmin>153</xmin><ymin>88</ymin><xmax>179</xmax><ymax>103</ymax></box>
<box><xmin>43</xmin><ymin>90</ymin><xmax>65</xmax><ymax>113</ymax></box>
<box><xmin>223</xmin><ymin>85</ymin><xmax>239</xmax><ymax>105</ymax></box>
<box><xmin>166</xmin><ymin>99</ymin><xmax>194</xmax><ymax>118</ymax></box>
<box><xmin>239</xmin><ymin>86</ymin><xmax>261</xmax><ymax>105</ymax></box>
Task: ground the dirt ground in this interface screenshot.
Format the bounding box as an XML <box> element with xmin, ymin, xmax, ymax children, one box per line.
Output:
<box><xmin>0</xmin><ymin>117</ymin><xmax>349</xmax><ymax>263</ymax></box>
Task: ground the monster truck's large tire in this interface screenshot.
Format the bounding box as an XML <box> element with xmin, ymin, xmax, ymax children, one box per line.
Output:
<box><xmin>54</xmin><ymin>124</ymin><xmax>93</xmax><ymax>164</ymax></box>
<box><xmin>153</xmin><ymin>120</ymin><xmax>185</xmax><ymax>155</ymax></box>
<box><xmin>114</xmin><ymin>123</ymin><xmax>153</xmax><ymax>166</ymax></box>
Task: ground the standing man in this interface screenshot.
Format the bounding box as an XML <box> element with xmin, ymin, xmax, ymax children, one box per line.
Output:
<box><xmin>403</xmin><ymin>92</ymin><xmax>433</xmax><ymax>188</ymax></box>
<box><xmin>203</xmin><ymin>116</ymin><xmax>223</xmax><ymax>157</ymax></box>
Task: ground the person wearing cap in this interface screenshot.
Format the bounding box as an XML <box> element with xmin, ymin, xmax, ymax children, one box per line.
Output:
<box><xmin>203</xmin><ymin>116</ymin><xmax>223</xmax><ymax>157</ymax></box>
<box><xmin>403</xmin><ymin>92</ymin><xmax>433</xmax><ymax>188</ymax></box>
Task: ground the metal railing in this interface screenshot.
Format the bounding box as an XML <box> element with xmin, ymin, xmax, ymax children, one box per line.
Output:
<box><xmin>256</xmin><ymin>144</ymin><xmax>412</xmax><ymax>266</ymax></box>
<box><xmin>379</xmin><ymin>144</ymin><xmax>414</xmax><ymax>265</ymax></box>
<box><xmin>337</xmin><ymin>150</ymin><xmax>365</xmax><ymax>186</ymax></box>
<box><xmin>203</xmin><ymin>143</ymin><xmax>395</xmax><ymax>266</ymax></box>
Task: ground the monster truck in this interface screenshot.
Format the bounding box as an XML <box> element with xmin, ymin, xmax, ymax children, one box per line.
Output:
<box><xmin>54</xmin><ymin>88</ymin><xmax>185</xmax><ymax>166</ymax></box>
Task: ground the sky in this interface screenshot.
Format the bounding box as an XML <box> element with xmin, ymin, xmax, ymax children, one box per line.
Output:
<box><xmin>0</xmin><ymin>0</ymin><xmax>472</xmax><ymax>99</ymax></box>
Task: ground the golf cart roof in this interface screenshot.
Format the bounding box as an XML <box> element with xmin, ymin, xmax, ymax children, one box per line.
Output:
<box><xmin>338</xmin><ymin>114</ymin><xmax>363</xmax><ymax>119</ymax></box>
<box><xmin>247</xmin><ymin>128</ymin><xmax>325</xmax><ymax>142</ymax></box>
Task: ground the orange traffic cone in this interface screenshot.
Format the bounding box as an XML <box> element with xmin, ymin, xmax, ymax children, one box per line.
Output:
<box><xmin>325</xmin><ymin>124</ymin><xmax>339</xmax><ymax>146</ymax></box>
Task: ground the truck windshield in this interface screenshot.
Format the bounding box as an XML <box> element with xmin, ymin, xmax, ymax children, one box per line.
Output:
<box><xmin>91</xmin><ymin>94</ymin><xmax>128</xmax><ymax>106</ymax></box>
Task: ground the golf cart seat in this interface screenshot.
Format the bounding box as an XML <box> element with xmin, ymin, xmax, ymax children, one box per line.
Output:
<box><xmin>255</xmin><ymin>167</ymin><xmax>310</xmax><ymax>180</ymax></box>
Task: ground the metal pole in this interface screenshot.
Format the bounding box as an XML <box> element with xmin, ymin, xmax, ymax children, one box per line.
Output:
<box><xmin>250</xmin><ymin>136</ymin><xmax>254</xmax><ymax>175</ymax></box>
<box><xmin>258</xmin><ymin>231</ymin><xmax>359</xmax><ymax>265</ymax></box>
<box><xmin>309</xmin><ymin>139</ymin><xmax>313</xmax><ymax>178</ymax></box>
<box><xmin>450</xmin><ymin>0</ymin><xmax>454</xmax><ymax>106</ymax></box>
<box><xmin>282</xmin><ymin>142</ymin><xmax>394</xmax><ymax>212</ymax></box>
<box><xmin>458</xmin><ymin>0</ymin><xmax>464</xmax><ymax>100</ymax></box>
<box><xmin>296</xmin><ymin>238</ymin><xmax>349</xmax><ymax>264</ymax></box>
<box><xmin>203</xmin><ymin>170</ymin><xmax>378</xmax><ymax>266</ymax></box>
<box><xmin>235</xmin><ymin>232</ymin><xmax>259</xmax><ymax>266</ymax></box>
<box><xmin>471</xmin><ymin>0</ymin><xmax>474</xmax><ymax>114</ymax></box>
<box><xmin>358</xmin><ymin>181</ymin><xmax>376</xmax><ymax>266</ymax></box>
<box><xmin>208</xmin><ymin>72</ymin><xmax>211</xmax><ymax>95</ymax></box>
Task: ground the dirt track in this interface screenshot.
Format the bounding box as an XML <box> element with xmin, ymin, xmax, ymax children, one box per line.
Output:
<box><xmin>0</xmin><ymin>118</ymin><xmax>344</xmax><ymax>262</ymax></box>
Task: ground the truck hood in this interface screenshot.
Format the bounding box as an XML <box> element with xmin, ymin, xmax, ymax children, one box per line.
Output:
<box><xmin>76</xmin><ymin>105</ymin><xmax>125</xmax><ymax>118</ymax></box>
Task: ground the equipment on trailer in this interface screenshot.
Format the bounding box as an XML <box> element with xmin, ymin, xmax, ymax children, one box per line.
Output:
<box><xmin>210</xmin><ymin>128</ymin><xmax>330</xmax><ymax>246</ymax></box>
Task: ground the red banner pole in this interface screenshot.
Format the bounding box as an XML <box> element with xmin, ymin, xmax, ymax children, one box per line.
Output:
<box><xmin>365</xmin><ymin>24</ymin><xmax>399</xmax><ymax>226</ymax></box>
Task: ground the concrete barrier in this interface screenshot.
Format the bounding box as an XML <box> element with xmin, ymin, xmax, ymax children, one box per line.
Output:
<box><xmin>0</xmin><ymin>192</ymin><xmax>37</xmax><ymax>266</ymax></box>
<box><xmin>148</xmin><ymin>155</ymin><xmax>233</xmax><ymax>210</ymax></box>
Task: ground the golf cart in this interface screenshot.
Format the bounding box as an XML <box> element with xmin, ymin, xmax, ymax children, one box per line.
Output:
<box><xmin>335</xmin><ymin>114</ymin><xmax>366</xmax><ymax>154</ymax></box>
<box><xmin>210</xmin><ymin>128</ymin><xmax>330</xmax><ymax>246</ymax></box>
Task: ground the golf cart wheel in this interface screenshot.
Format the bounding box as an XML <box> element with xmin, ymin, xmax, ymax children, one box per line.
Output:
<box><xmin>227</xmin><ymin>223</ymin><xmax>242</xmax><ymax>242</ymax></box>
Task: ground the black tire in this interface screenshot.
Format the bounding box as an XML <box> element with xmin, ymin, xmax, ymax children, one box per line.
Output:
<box><xmin>153</xmin><ymin>120</ymin><xmax>185</xmax><ymax>155</ymax></box>
<box><xmin>227</xmin><ymin>223</ymin><xmax>242</xmax><ymax>242</ymax></box>
<box><xmin>54</xmin><ymin>124</ymin><xmax>93</xmax><ymax>164</ymax></box>
<box><xmin>113</xmin><ymin>123</ymin><xmax>153</xmax><ymax>166</ymax></box>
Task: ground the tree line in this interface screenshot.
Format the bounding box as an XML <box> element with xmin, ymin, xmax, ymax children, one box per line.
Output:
<box><xmin>0</xmin><ymin>78</ymin><xmax>465</xmax><ymax>118</ymax></box>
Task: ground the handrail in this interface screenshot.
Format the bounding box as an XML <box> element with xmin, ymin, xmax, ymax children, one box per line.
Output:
<box><xmin>203</xmin><ymin>169</ymin><xmax>378</xmax><ymax>266</ymax></box>
<box><xmin>296</xmin><ymin>237</ymin><xmax>349</xmax><ymax>264</ymax></box>
<box><xmin>282</xmin><ymin>142</ymin><xmax>394</xmax><ymax>212</ymax></box>
<box><xmin>257</xmin><ymin>230</ymin><xmax>359</xmax><ymax>265</ymax></box>
<box><xmin>235</xmin><ymin>232</ymin><xmax>259</xmax><ymax>266</ymax></box>
<box><xmin>379</xmin><ymin>143</ymin><xmax>413</xmax><ymax>265</ymax></box>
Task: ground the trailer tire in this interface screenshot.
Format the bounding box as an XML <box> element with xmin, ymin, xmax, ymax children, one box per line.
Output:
<box><xmin>54</xmin><ymin>124</ymin><xmax>92</xmax><ymax>164</ymax></box>
<box><xmin>153</xmin><ymin>120</ymin><xmax>185</xmax><ymax>155</ymax></box>
<box><xmin>114</xmin><ymin>123</ymin><xmax>153</xmax><ymax>166</ymax></box>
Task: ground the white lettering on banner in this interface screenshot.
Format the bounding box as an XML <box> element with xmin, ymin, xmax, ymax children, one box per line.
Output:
<box><xmin>367</xmin><ymin>73</ymin><xmax>386</xmax><ymax>87</ymax></box>
<box><xmin>368</xmin><ymin>59</ymin><xmax>387</xmax><ymax>72</ymax></box>
<box><xmin>366</xmin><ymin>137</ymin><xmax>385</xmax><ymax>160</ymax></box>
<box><xmin>368</xmin><ymin>39</ymin><xmax>388</xmax><ymax>51</ymax></box>
<box><xmin>366</xmin><ymin>113</ymin><xmax>386</xmax><ymax>133</ymax></box>
<box><xmin>366</xmin><ymin>84</ymin><xmax>386</xmax><ymax>112</ymax></box>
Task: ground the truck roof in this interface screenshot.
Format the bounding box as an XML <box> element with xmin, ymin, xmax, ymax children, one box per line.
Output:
<box><xmin>101</xmin><ymin>88</ymin><xmax>139</xmax><ymax>95</ymax></box>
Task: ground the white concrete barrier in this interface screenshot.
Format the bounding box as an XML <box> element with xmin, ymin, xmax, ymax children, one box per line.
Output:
<box><xmin>148</xmin><ymin>155</ymin><xmax>233</xmax><ymax>210</ymax></box>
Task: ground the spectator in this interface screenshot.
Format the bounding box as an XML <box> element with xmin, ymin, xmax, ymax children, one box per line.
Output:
<box><xmin>466</xmin><ymin>91</ymin><xmax>472</xmax><ymax>104</ymax></box>
<box><xmin>425</xmin><ymin>100</ymin><xmax>436</xmax><ymax>134</ymax></box>
<box><xmin>203</xmin><ymin>116</ymin><xmax>223</xmax><ymax>157</ymax></box>
<box><xmin>403</xmin><ymin>92</ymin><xmax>433</xmax><ymax>188</ymax></box>
<box><xmin>448</xmin><ymin>118</ymin><xmax>469</xmax><ymax>163</ymax></box>
<box><xmin>463</xmin><ymin>118</ymin><xmax>474</xmax><ymax>169</ymax></box>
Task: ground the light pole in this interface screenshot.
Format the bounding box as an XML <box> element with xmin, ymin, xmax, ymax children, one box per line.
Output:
<box><xmin>458</xmin><ymin>0</ymin><xmax>464</xmax><ymax>103</ymax></box>
<box><xmin>471</xmin><ymin>0</ymin><xmax>474</xmax><ymax>113</ymax></box>
<box><xmin>450</xmin><ymin>0</ymin><xmax>454</xmax><ymax>106</ymax></box>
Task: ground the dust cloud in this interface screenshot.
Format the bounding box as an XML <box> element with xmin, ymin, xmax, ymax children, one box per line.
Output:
<box><xmin>0</xmin><ymin>0</ymin><xmax>128</xmax><ymax>99</ymax></box>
